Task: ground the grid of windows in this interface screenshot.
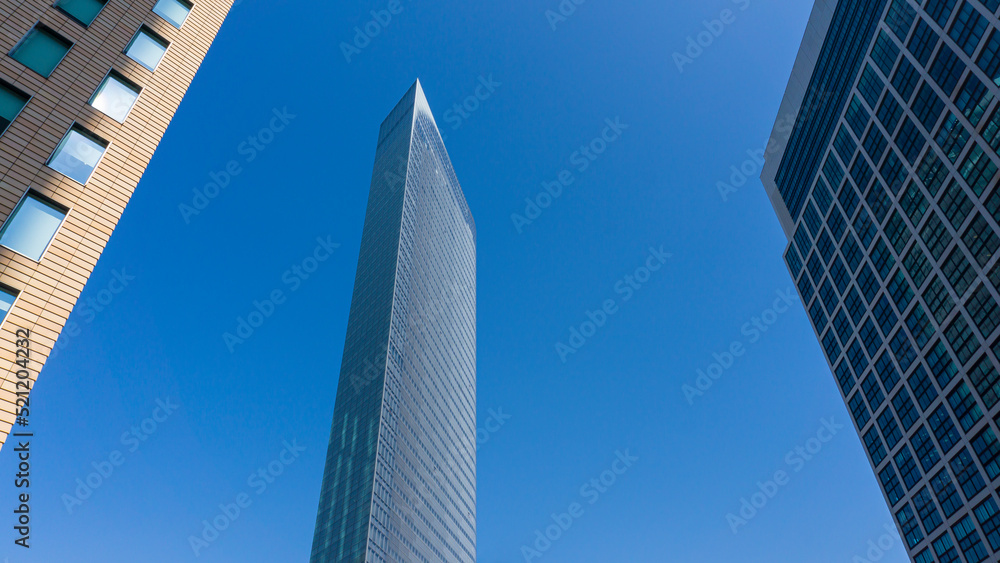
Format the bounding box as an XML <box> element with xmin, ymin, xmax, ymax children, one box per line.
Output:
<box><xmin>772</xmin><ymin>1</ymin><xmax>1000</xmax><ymax>558</ymax></box>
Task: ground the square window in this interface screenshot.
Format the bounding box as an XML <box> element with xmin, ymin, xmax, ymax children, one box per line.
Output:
<box><xmin>47</xmin><ymin>125</ymin><xmax>109</xmax><ymax>184</ymax></box>
<box><xmin>125</xmin><ymin>26</ymin><xmax>169</xmax><ymax>71</ymax></box>
<box><xmin>89</xmin><ymin>70</ymin><xmax>141</xmax><ymax>123</ymax></box>
<box><xmin>0</xmin><ymin>191</ymin><xmax>68</xmax><ymax>261</ymax></box>
<box><xmin>55</xmin><ymin>0</ymin><xmax>108</xmax><ymax>26</ymax></box>
<box><xmin>10</xmin><ymin>25</ymin><xmax>72</xmax><ymax>78</ymax></box>
<box><xmin>0</xmin><ymin>81</ymin><xmax>30</xmax><ymax>135</ymax></box>
<box><xmin>153</xmin><ymin>0</ymin><xmax>193</xmax><ymax>28</ymax></box>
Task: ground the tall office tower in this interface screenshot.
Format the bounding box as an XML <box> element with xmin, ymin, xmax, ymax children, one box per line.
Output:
<box><xmin>310</xmin><ymin>81</ymin><xmax>477</xmax><ymax>563</ymax></box>
<box><xmin>0</xmin><ymin>0</ymin><xmax>230</xmax><ymax>448</ymax></box>
<box><xmin>762</xmin><ymin>0</ymin><xmax>1000</xmax><ymax>560</ymax></box>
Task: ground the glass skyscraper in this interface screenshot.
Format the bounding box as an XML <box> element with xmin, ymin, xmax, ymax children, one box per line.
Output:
<box><xmin>762</xmin><ymin>1</ymin><xmax>1000</xmax><ymax>561</ymax></box>
<box><xmin>310</xmin><ymin>81</ymin><xmax>477</xmax><ymax>563</ymax></box>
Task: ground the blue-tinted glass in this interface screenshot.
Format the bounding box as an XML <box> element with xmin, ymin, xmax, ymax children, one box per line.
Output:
<box><xmin>125</xmin><ymin>27</ymin><xmax>169</xmax><ymax>71</ymax></box>
<box><xmin>90</xmin><ymin>72</ymin><xmax>141</xmax><ymax>122</ymax></box>
<box><xmin>55</xmin><ymin>0</ymin><xmax>108</xmax><ymax>26</ymax></box>
<box><xmin>0</xmin><ymin>287</ymin><xmax>16</xmax><ymax>325</ymax></box>
<box><xmin>48</xmin><ymin>126</ymin><xmax>107</xmax><ymax>184</ymax></box>
<box><xmin>0</xmin><ymin>193</ymin><xmax>67</xmax><ymax>261</ymax></box>
<box><xmin>153</xmin><ymin>0</ymin><xmax>192</xmax><ymax>28</ymax></box>
<box><xmin>11</xmin><ymin>26</ymin><xmax>72</xmax><ymax>77</ymax></box>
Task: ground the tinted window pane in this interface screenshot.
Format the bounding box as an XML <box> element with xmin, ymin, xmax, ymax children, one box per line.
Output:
<box><xmin>48</xmin><ymin>126</ymin><xmax>108</xmax><ymax>184</ymax></box>
<box><xmin>125</xmin><ymin>27</ymin><xmax>168</xmax><ymax>71</ymax></box>
<box><xmin>0</xmin><ymin>82</ymin><xmax>29</xmax><ymax>133</ymax></box>
<box><xmin>11</xmin><ymin>26</ymin><xmax>72</xmax><ymax>77</ymax></box>
<box><xmin>153</xmin><ymin>0</ymin><xmax>192</xmax><ymax>28</ymax></box>
<box><xmin>0</xmin><ymin>194</ymin><xmax>67</xmax><ymax>261</ymax></box>
<box><xmin>55</xmin><ymin>0</ymin><xmax>108</xmax><ymax>26</ymax></box>
<box><xmin>0</xmin><ymin>287</ymin><xmax>16</xmax><ymax>324</ymax></box>
<box><xmin>90</xmin><ymin>71</ymin><xmax>140</xmax><ymax>122</ymax></box>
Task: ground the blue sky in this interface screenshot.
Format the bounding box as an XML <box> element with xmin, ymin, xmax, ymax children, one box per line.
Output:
<box><xmin>0</xmin><ymin>0</ymin><xmax>912</xmax><ymax>561</ymax></box>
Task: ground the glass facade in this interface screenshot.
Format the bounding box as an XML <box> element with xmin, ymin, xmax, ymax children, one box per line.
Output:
<box><xmin>310</xmin><ymin>81</ymin><xmax>476</xmax><ymax>563</ymax></box>
<box><xmin>124</xmin><ymin>26</ymin><xmax>168</xmax><ymax>71</ymax></box>
<box><xmin>11</xmin><ymin>25</ymin><xmax>72</xmax><ymax>78</ymax></box>
<box><xmin>771</xmin><ymin>0</ymin><xmax>1000</xmax><ymax>560</ymax></box>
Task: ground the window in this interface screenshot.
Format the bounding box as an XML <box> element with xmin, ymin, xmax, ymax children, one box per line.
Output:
<box><xmin>895</xmin><ymin>117</ymin><xmax>926</xmax><ymax>165</ymax></box>
<box><xmin>966</xmin><ymin>284</ymin><xmax>999</xmax><ymax>338</ymax></box>
<box><xmin>845</xmin><ymin>285</ymin><xmax>866</xmax><ymax>325</ymax></box>
<box><xmin>924</xmin><ymin>275</ymin><xmax>955</xmax><ymax>324</ymax></box>
<box><xmin>980</xmin><ymin>29</ymin><xmax>1000</xmax><ymax>83</ymax></box>
<box><xmin>867</xmin><ymin>182</ymin><xmax>892</xmax><ymax>224</ymax></box>
<box><xmin>872</xmin><ymin>30</ymin><xmax>900</xmax><ymax>75</ymax></box>
<box><xmin>910</xmin><ymin>365</ymin><xmax>938</xmax><ymax>411</ymax></box>
<box><xmin>0</xmin><ymin>81</ymin><xmax>30</xmax><ymax>135</ymax></box>
<box><xmin>873</xmin><ymin>296</ymin><xmax>898</xmax><ymax>336</ymax></box>
<box><xmin>849</xmin><ymin>338</ymin><xmax>869</xmax><ymax>374</ymax></box>
<box><xmin>896</xmin><ymin>53</ymin><xmax>923</xmax><ymax>101</ymax></box>
<box><xmin>814</xmin><ymin>179</ymin><xmax>833</xmax><ymax>214</ymax></box>
<box><xmin>954</xmin><ymin>74</ymin><xmax>993</xmax><ymax>127</ymax></box>
<box><xmin>47</xmin><ymin>125</ymin><xmax>108</xmax><ymax>184</ymax></box>
<box><xmin>881</xmin><ymin>151</ymin><xmax>907</xmax><ymax>194</ymax></box>
<box><xmin>906</xmin><ymin>304</ymin><xmax>935</xmax><ymax>349</ymax></box>
<box><xmin>889</xmin><ymin>270</ymin><xmax>915</xmax><ymax>311</ymax></box>
<box><xmin>89</xmin><ymin>70</ymin><xmax>141</xmax><ymax>123</ymax></box>
<box><xmin>0</xmin><ymin>191</ymin><xmax>68</xmax><ymax>261</ymax></box>
<box><xmin>871</xmin><ymin>237</ymin><xmax>895</xmax><ymax>280</ymax></box>
<box><xmin>892</xmin><ymin>328</ymin><xmax>918</xmax><ymax>372</ymax></box>
<box><xmin>835</xmin><ymin>126</ymin><xmax>857</xmax><ymax>171</ymax></box>
<box><xmin>953</xmin><ymin>515</ymin><xmax>989</xmax><ymax>563</ymax></box>
<box><xmin>809</xmin><ymin>299</ymin><xmax>828</xmax><ymax>330</ymax></box>
<box><xmin>936</xmin><ymin>112</ymin><xmax>971</xmax><ymax>163</ymax></box>
<box><xmin>959</xmin><ymin>144</ymin><xmax>998</xmax><ymax>196</ymax></box>
<box><xmin>785</xmin><ymin>245</ymin><xmax>802</xmax><ymax>277</ymax></box>
<box><xmin>933</xmin><ymin>531</ymin><xmax>961</xmax><ymax>563</ymax></box>
<box><xmin>886</xmin><ymin>212</ymin><xmax>911</xmax><ymax>254</ymax></box>
<box><xmin>939</xmin><ymin>180</ymin><xmax>973</xmax><ymax>229</ymax></box>
<box><xmin>914</xmin><ymin>486</ymin><xmax>944</xmax><ymax>533</ymax></box>
<box><xmin>855</xmin><ymin>207</ymin><xmax>876</xmax><ymax>248</ymax></box>
<box><xmin>0</xmin><ymin>286</ymin><xmax>16</xmax><ymax>326</ymax></box>
<box><xmin>861</xmin><ymin>318</ymin><xmax>884</xmax><ymax>356</ymax></box>
<box><xmin>962</xmin><ymin>214</ymin><xmax>999</xmax><ymax>267</ymax></box>
<box><xmin>864</xmin><ymin>372</ymin><xmax>886</xmax><ymax>409</ymax></box>
<box><xmin>878</xmin><ymin>407</ymin><xmax>902</xmax><ymax>448</ymax></box>
<box><xmin>930</xmin><ymin>404</ymin><xmax>961</xmax><ymax>454</ymax></box>
<box><xmin>913</xmin><ymin>82</ymin><xmax>945</xmax><ymax>130</ymax></box>
<box><xmin>846</xmin><ymin>95</ymin><xmax>871</xmax><ymax>137</ymax></box>
<box><xmin>945</xmin><ymin>315</ymin><xmax>979</xmax><ymax>366</ymax></box>
<box><xmin>971</xmin><ymin>427</ymin><xmax>1000</xmax><ymax>481</ymax></box>
<box><xmin>948</xmin><ymin>382</ymin><xmax>983</xmax><ymax>431</ymax></box>
<box><xmin>55</xmin><ymin>0</ymin><xmax>108</xmax><ymax>26</ymax></box>
<box><xmin>152</xmin><ymin>0</ymin><xmax>193</xmax><ymax>28</ymax></box>
<box><xmin>836</xmin><ymin>359</ymin><xmax>856</xmax><ymax>395</ymax></box>
<box><xmin>904</xmin><ymin>244</ymin><xmax>932</xmax><ymax>288</ymax></box>
<box><xmin>950</xmin><ymin>1</ymin><xmax>987</xmax><ymax>56</ymax></box>
<box><xmin>859</xmin><ymin>263</ymin><xmax>880</xmax><ymax>304</ymax></box>
<box><xmin>974</xmin><ymin>498</ymin><xmax>1000</xmax><ymax>552</ymax></box>
<box><xmin>942</xmin><ymin>248</ymin><xmax>976</xmax><ymax>297</ymax></box>
<box><xmin>822</xmin><ymin>329</ymin><xmax>841</xmax><ymax>362</ymax></box>
<box><xmin>921</xmin><ymin>213</ymin><xmax>952</xmax><ymax>261</ymax></box>
<box><xmin>968</xmin><ymin>357</ymin><xmax>1000</xmax><ymax>410</ymax></box>
<box><xmin>881</xmin><ymin>464</ymin><xmax>905</xmax><ymax>505</ymax></box>
<box><xmin>886</xmin><ymin>0</ymin><xmax>916</xmax><ymax>42</ymax></box>
<box><xmin>931</xmin><ymin>468</ymin><xmax>963</xmax><ymax>517</ymax></box>
<box><xmin>914</xmin><ymin>424</ymin><xmax>943</xmax><ymax>471</ymax></box>
<box><xmin>807</xmin><ymin>251</ymin><xmax>825</xmax><ymax>285</ymax></box>
<box><xmin>843</xmin><ymin>232</ymin><xmax>863</xmax><ymax>272</ymax></box>
<box><xmin>10</xmin><ymin>25</ymin><xmax>72</xmax><ymax>77</ymax></box>
<box><xmin>864</xmin><ymin>126</ymin><xmax>888</xmax><ymax>162</ymax></box>
<box><xmin>850</xmin><ymin>391</ymin><xmax>871</xmax><ymax>428</ymax></box>
<box><xmin>831</xmin><ymin>256</ymin><xmax>850</xmax><ymax>294</ymax></box>
<box><xmin>125</xmin><ymin>26</ymin><xmax>169</xmax><ymax>71</ymax></box>
<box><xmin>817</xmin><ymin>229</ymin><xmax>835</xmax><ymax>264</ymax></box>
<box><xmin>840</xmin><ymin>179</ymin><xmax>861</xmax><ymax>217</ymax></box>
<box><xmin>878</xmin><ymin>94</ymin><xmax>904</xmax><ymax>133</ymax></box>
<box><xmin>893</xmin><ymin>387</ymin><xmax>918</xmax><ymax>429</ymax></box>
<box><xmin>858</xmin><ymin>64</ymin><xmax>885</xmax><ymax>107</ymax></box>
<box><xmin>865</xmin><ymin>426</ymin><xmax>887</xmax><ymax>466</ymax></box>
<box><xmin>926</xmin><ymin>0</ymin><xmax>956</xmax><ymax>27</ymax></box>
<box><xmin>897</xmin><ymin>502</ymin><xmax>924</xmax><ymax>547</ymax></box>
<box><xmin>916</xmin><ymin>149</ymin><xmax>948</xmax><ymax>196</ymax></box>
<box><xmin>927</xmin><ymin>340</ymin><xmax>959</xmax><ymax>387</ymax></box>
<box><xmin>929</xmin><ymin>43</ymin><xmax>966</xmax><ymax>96</ymax></box>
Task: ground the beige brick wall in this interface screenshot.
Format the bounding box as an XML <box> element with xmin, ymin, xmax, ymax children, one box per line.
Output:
<box><xmin>0</xmin><ymin>0</ymin><xmax>232</xmax><ymax>447</ymax></box>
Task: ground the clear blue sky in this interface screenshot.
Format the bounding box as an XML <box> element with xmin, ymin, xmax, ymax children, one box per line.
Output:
<box><xmin>0</xmin><ymin>0</ymin><xmax>912</xmax><ymax>561</ymax></box>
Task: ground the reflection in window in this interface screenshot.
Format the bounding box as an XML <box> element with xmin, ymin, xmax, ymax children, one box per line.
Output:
<box><xmin>0</xmin><ymin>286</ymin><xmax>16</xmax><ymax>325</ymax></box>
<box><xmin>10</xmin><ymin>25</ymin><xmax>72</xmax><ymax>77</ymax></box>
<box><xmin>0</xmin><ymin>192</ymin><xmax>68</xmax><ymax>261</ymax></box>
<box><xmin>153</xmin><ymin>0</ymin><xmax>193</xmax><ymax>28</ymax></box>
<box><xmin>124</xmin><ymin>26</ymin><xmax>169</xmax><ymax>71</ymax></box>
<box><xmin>0</xmin><ymin>82</ymin><xmax>30</xmax><ymax>135</ymax></box>
<box><xmin>48</xmin><ymin>125</ymin><xmax>108</xmax><ymax>184</ymax></box>
<box><xmin>55</xmin><ymin>0</ymin><xmax>108</xmax><ymax>26</ymax></box>
<box><xmin>90</xmin><ymin>70</ymin><xmax>141</xmax><ymax>122</ymax></box>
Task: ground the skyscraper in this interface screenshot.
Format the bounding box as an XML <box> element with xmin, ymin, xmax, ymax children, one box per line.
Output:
<box><xmin>762</xmin><ymin>1</ymin><xmax>1000</xmax><ymax>560</ymax></box>
<box><xmin>310</xmin><ymin>81</ymin><xmax>477</xmax><ymax>563</ymax></box>
<box><xmin>0</xmin><ymin>0</ymin><xmax>230</xmax><ymax>448</ymax></box>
